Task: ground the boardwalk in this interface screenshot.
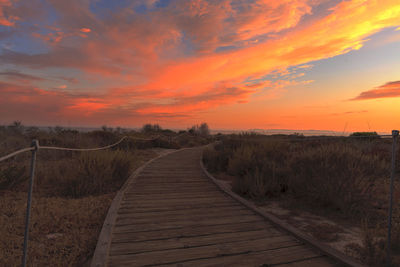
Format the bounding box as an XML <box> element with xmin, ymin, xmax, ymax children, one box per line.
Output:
<box><xmin>98</xmin><ymin>148</ymin><xmax>342</xmax><ymax>266</ymax></box>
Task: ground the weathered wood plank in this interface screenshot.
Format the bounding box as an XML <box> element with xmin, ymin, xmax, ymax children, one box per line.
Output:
<box><xmin>115</xmin><ymin>209</ymin><xmax>258</xmax><ymax>225</ymax></box>
<box><xmin>157</xmin><ymin>246</ymin><xmax>326</xmax><ymax>267</ymax></box>
<box><xmin>276</xmin><ymin>256</ymin><xmax>340</xmax><ymax>266</ymax></box>
<box><xmin>116</xmin><ymin>205</ymin><xmax>247</xmax><ymax>218</ymax></box>
<box><xmin>111</xmin><ymin>221</ymin><xmax>279</xmax><ymax>243</ymax></box>
<box><xmin>110</xmin><ymin>229</ymin><xmax>286</xmax><ymax>255</ymax></box>
<box><xmin>117</xmin><ymin>202</ymin><xmax>242</xmax><ymax>213</ymax></box>
<box><xmin>108</xmin><ymin>237</ymin><xmax>307</xmax><ymax>266</ymax></box>
<box><xmin>113</xmin><ymin>214</ymin><xmax>263</xmax><ymax>230</ymax></box>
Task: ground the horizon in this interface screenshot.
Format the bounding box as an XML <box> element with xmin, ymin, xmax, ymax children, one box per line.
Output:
<box><xmin>2</xmin><ymin>121</ymin><xmax>391</xmax><ymax>136</ymax></box>
<box><xmin>1</xmin><ymin>1</ymin><xmax>400</xmax><ymax>132</ymax></box>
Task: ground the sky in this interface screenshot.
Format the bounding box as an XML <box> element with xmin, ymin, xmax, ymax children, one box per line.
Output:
<box><xmin>0</xmin><ymin>0</ymin><xmax>400</xmax><ymax>132</ymax></box>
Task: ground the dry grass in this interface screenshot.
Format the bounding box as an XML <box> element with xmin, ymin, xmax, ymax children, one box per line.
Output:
<box><xmin>0</xmin><ymin>191</ymin><xmax>113</xmax><ymax>266</ymax></box>
<box><xmin>203</xmin><ymin>134</ymin><xmax>400</xmax><ymax>266</ymax></box>
<box><xmin>0</xmin><ymin>146</ymin><xmax>156</xmax><ymax>266</ymax></box>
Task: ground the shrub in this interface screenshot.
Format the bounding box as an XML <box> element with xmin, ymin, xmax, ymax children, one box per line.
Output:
<box><xmin>228</xmin><ymin>142</ymin><xmax>289</xmax><ymax>198</ymax></box>
<box><xmin>63</xmin><ymin>150</ymin><xmax>136</xmax><ymax>198</ymax></box>
<box><xmin>35</xmin><ymin>150</ymin><xmax>136</xmax><ymax>198</ymax></box>
<box><xmin>203</xmin><ymin>142</ymin><xmax>234</xmax><ymax>173</ymax></box>
<box><xmin>188</xmin><ymin>123</ymin><xmax>210</xmax><ymax>137</ymax></box>
<box><xmin>350</xmin><ymin>131</ymin><xmax>379</xmax><ymax>137</ymax></box>
<box><xmin>203</xmin><ymin>135</ymin><xmax>391</xmax><ymax>216</ymax></box>
<box><xmin>0</xmin><ymin>163</ymin><xmax>27</xmax><ymax>190</ymax></box>
<box><xmin>288</xmin><ymin>144</ymin><xmax>388</xmax><ymax>214</ymax></box>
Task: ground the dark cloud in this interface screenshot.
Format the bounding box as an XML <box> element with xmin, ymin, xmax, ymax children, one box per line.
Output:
<box><xmin>0</xmin><ymin>70</ymin><xmax>46</xmax><ymax>82</ymax></box>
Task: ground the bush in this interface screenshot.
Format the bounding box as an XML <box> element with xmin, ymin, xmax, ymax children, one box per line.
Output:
<box><xmin>34</xmin><ymin>150</ymin><xmax>136</xmax><ymax>198</ymax></box>
<box><xmin>227</xmin><ymin>142</ymin><xmax>289</xmax><ymax>199</ymax></box>
<box><xmin>59</xmin><ymin>150</ymin><xmax>136</xmax><ymax>198</ymax></box>
<box><xmin>203</xmin><ymin>135</ymin><xmax>391</xmax><ymax>215</ymax></box>
<box><xmin>288</xmin><ymin>144</ymin><xmax>388</xmax><ymax>214</ymax></box>
<box><xmin>350</xmin><ymin>131</ymin><xmax>379</xmax><ymax>137</ymax></box>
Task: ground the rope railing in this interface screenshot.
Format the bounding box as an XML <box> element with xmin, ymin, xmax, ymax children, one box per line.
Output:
<box><xmin>0</xmin><ymin>134</ymin><xmax>161</xmax><ymax>267</ymax></box>
<box><xmin>39</xmin><ymin>136</ymin><xmax>129</xmax><ymax>152</ymax></box>
<box><xmin>0</xmin><ymin>135</ymin><xmax>162</xmax><ymax>162</ymax></box>
<box><xmin>0</xmin><ymin>147</ymin><xmax>35</xmax><ymax>162</ymax></box>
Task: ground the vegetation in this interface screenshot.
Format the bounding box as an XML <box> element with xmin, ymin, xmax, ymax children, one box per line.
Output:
<box><xmin>0</xmin><ymin>122</ymin><xmax>213</xmax><ymax>266</ymax></box>
<box><xmin>188</xmin><ymin>122</ymin><xmax>210</xmax><ymax>137</ymax></box>
<box><xmin>203</xmin><ymin>133</ymin><xmax>400</xmax><ymax>266</ymax></box>
<box><xmin>350</xmin><ymin>131</ymin><xmax>379</xmax><ymax>137</ymax></box>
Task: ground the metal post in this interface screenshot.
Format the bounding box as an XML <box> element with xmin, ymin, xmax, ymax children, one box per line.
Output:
<box><xmin>387</xmin><ymin>130</ymin><xmax>398</xmax><ymax>266</ymax></box>
<box><xmin>22</xmin><ymin>140</ymin><xmax>39</xmax><ymax>267</ymax></box>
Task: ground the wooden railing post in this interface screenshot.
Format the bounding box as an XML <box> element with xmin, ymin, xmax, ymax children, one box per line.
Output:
<box><xmin>22</xmin><ymin>140</ymin><xmax>39</xmax><ymax>267</ymax></box>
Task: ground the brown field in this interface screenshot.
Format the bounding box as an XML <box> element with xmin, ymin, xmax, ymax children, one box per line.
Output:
<box><xmin>0</xmin><ymin>123</ymin><xmax>212</xmax><ymax>266</ymax></box>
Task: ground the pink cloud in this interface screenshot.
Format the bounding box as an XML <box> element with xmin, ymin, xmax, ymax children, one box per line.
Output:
<box><xmin>351</xmin><ymin>81</ymin><xmax>400</xmax><ymax>100</ymax></box>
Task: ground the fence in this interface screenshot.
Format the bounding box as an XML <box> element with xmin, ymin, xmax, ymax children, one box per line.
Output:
<box><xmin>0</xmin><ymin>135</ymin><xmax>157</xmax><ymax>267</ymax></box>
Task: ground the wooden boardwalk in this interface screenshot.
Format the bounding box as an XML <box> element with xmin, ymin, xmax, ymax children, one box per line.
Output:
<box><xmin>98</xmin><ymin>148</ymin><xmax>343</xmax><ymax>266</ymax></box>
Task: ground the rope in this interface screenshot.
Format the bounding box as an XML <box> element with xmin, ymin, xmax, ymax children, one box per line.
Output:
<box><xmin>0</xmin><ymin>135</ymin><xmax>161</xmax><ymax>162</ymax></box>
<box><xmin>39</xmin><ymin>136</ymin><xmax>161</xmax><ymax>151</ymax></box>
<box><xmin>39</xmin><ymin>136</ymin><xmax>128</xmax><ymax>152</ymax></box>
<box><xmin>0</xmin><ymin>147</ymin><xmax>34</xmax><ymax>162</ymax></box>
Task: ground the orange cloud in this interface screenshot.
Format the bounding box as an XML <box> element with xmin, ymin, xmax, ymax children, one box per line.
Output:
<box><xmin>2</xmin><ymin>0</ymin><xmax>400</xmax><ymax>127</ymax></box>
<box><xmin>80</xmin><ymin>28</ymin><xmax>91</xmax><ymax>33</ymax></box>
<box><xmin>68</xmin><ymin>98</ymin><xmax>109</xmax><ymax>115</ymax></box>
<box><xmin>148</xmin><ymin>0</ymin><xmax>400</xmax><ymax>93</ymax></box>
<box><xmin>0</xmin><ymin>0</ymin><xmax>18</xmax><ymax>26</ymax></box>
<box><xmin>351</xmin><ymin>81</ymin><xmax>400</xmax><ymax>100</ymax></box>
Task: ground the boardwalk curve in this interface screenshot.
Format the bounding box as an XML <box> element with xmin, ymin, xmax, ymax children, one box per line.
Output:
<box><xmin>92</xmin><ymin>147</ymin><xmax>354</xmax><ymax>266</ymax></box>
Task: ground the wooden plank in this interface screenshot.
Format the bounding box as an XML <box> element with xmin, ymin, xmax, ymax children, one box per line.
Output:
<box><xmin>90</xmin><ymin>149</ymin><xmax>182</xmax><ymax>267</ymax></box>
<box><xmin>115</xmin><ymin>208</ymin><xmax>257</xmax><ymax>225</ymax></box>
<box><xmin>116</xmin><ymin>205</ymin><xmax>247</xmax><ymax>218</ymax></box>
<box><xmin>157</xmin><ymin>246</ymin><xmax>326</xmax><ymax>267</ymax></box>
<box><xmin>132</xmin><ymin>181</ymin><xmax>213</xmax><ymax>186</ymax></box>
<box><xmin>122</xmin><ymin>188</ymin><xmax>218</xmax><ymax>194</ymax></box>
<box><xmin>110</xmin><ymin>229</ymin><xmax>286</xmax><ymax>255</ymax></box>
<box><xmin>119</xmin><ymin>198</ymin><xmax>235</xmax><ymax>208</ymax></box>
<box><xmin>275</xmin><ymin>256</ymin><xmax>339</xmax><ymax>266</ymax></box>
<box><xmin>117</xmin><ymin>202</ymin><xmax>242</xmax><ymax>213</ymax></box>
<box><xmin>112</xmin><ymin>216</ymin><xmax>265</xmax><ymax>234</ymax></box>
<box><xmin>111</xmin><ymin>221</ymin><xmax>278</xmax><ymax>243</ymax></box>
<box><xmin>107</xmin><ymin>236</ymin><xmax>306</xmax><ymax>266</ymax></box>
<box><xmin>113</xmin><ymin>214</ymin><xmax>263</xmax><ymax>230</ymax></box>
<box><xmin>122</xmin><ymin>192</ymin><xmax>226</xmax><ymax>199</ymax></box>
<box><xmin>121</xmin><ymin>195</ymin><xmax>229</xmax><ymax>204</ymax></box>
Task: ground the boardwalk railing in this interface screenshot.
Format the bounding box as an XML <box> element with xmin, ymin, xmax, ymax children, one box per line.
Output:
<box><xmin>0</xmin><ymin>135</ymin><xmax>158</xmax><ymax>267</ymax></box>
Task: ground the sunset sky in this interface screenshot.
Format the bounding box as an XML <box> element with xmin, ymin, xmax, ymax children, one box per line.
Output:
<box><xmin>0</xmin><ymin>0</ymin><xmax>400</xmax><ymax>132</ymax></box>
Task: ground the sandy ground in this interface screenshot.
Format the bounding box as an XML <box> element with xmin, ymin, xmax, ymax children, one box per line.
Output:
<box><xmin>214</xmin><ymin>175</ymin><xmax>364</xmax><ymax>260</ymax></box>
